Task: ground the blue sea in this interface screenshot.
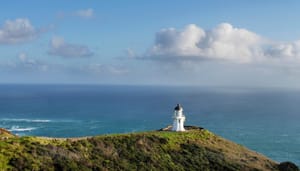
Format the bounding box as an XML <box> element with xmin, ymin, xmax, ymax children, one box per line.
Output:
<box><xmin>0</xmin><ymin>84</ymin><xmax>299</xmax><ymax>165</ymax></box>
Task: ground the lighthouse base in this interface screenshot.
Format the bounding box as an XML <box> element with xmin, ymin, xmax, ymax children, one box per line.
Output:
<box><xmin>158</xmin><ymin>125</ymin><xmax>204</xmax><ymax>131</ymax></box>
<box><xmin>172</xmin><ymin>121</ymin><xmax>185</xmax><ymax>132</ymax></box>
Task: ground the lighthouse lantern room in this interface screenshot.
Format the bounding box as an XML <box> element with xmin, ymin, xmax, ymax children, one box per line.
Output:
<box><xmin>172</xmin><ymin>104</ymin><xmax>186</xmax><ymax>131</ymax></box>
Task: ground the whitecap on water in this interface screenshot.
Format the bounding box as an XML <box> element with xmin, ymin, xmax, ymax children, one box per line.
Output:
<box><xmin>8</xmin><ymin>126</ymin><xmax>37</xmax><ymax>132</ymax></box>
<box><xmin>0</xmin><ymin>118</ymin><xmax>51</xmax><ymax>123</ymax></box>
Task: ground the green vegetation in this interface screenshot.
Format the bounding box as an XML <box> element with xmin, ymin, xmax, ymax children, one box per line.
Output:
<box><xmin>0</xmin><ymin>128</ymin><xmax>297</xmax><ymax>171</ymax></box>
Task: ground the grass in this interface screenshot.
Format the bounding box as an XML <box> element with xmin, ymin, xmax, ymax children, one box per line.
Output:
<box><xmin>0</xmin><ymin>128</ymin><xmax>282</xmax><ymax>171</ymax></box>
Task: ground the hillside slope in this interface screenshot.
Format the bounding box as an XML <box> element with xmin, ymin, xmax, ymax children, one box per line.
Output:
<box><xmin>0</xmin><ymin>127</ymin><xmax>298</xmax><ymax>171</ymax></box>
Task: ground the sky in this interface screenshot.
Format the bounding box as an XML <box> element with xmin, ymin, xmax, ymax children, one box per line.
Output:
<box><xmin>1</xmin><ymin>0</ymin><xmax>300</xmax><ymax>87</ymax></box>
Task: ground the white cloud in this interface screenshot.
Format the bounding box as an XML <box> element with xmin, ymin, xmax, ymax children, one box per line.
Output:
<box><xmin>151</xmin><ymin>24</ymin><xmax>205</xmax><ymax>60</ymax></box>
<box><xmin>265</xmin><ymin>41</ymin><xmax>300</xmax><ymax>62</ymax></box>
<box><xmin>145</xmin><ymin>23</ymin><xmax>300</xmax><ymax>64</ymax></box>
<box><xmin>57</xmin><ymin>8</ymin><xmax>95</xmax><ymax>20</ymax></box>
<box><xmin>75</xmin><ymin>8</ymin><xmax>94</xmax><ymax>19</ymax></box>
<box><xmin>48</xmin><ymin>36</ymin><xmax>93</xmax><ymax>58</ymax></box>
<box><xmin>0</xmin><ymin>18</ymin><xmax>40</xmax><ymax>44</ymax></box>
<box><xmin>200</xmin><ymin>23</ymin><xmax>263</xmax><ymax>63</ymax></box>
<box><xmin>125</xmin><ymin>48</ymin><xmax>137</xmax><ymax>58</ymax></box>
<box><xmin>18</xmin><ymin>52</ymin><xmax>27</xmax><ymax>62</ymax></box>
<box><xmin>83</xmin><ymin>64</ymin><xmax>128</xmax><ymax>75</ymax></box>
<box><xmin>16</xmin><ymin>52</ymin><xmax>48</xmax><ymax>71</ymax></box>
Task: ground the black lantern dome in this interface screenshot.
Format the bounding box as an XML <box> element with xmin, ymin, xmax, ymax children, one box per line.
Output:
<box><xmin>174</xmin><ymin>104</ymin><xmax>183</xmax><ymax>111</ymax></box>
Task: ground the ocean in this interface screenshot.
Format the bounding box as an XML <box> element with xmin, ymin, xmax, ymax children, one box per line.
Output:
<box><xmin>0</xmin><ymin>84</ymin><xmax>299</xmax><ymax>165</ymax></box>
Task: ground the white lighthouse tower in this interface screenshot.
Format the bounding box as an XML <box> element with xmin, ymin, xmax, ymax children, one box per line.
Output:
<box><xmin>172</xmin><ymin>104</ymin><xmax>186</xmax><ymax>131</ymax></box>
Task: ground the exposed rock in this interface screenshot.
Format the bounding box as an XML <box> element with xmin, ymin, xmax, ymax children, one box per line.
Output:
<box><xmin>278</xmin><ymin>161</ymin><xmax>299</xmax><ymax>171</ymax></box>
<box><xmin>0</xmin><ymin>128</ymin><xmax>15</xmax><ymax>139</ymax></box>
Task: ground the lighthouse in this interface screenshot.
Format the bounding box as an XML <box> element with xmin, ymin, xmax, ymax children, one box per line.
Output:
<box><xmin>172</xmin><ymin>104</ymin><xmax>186</xmax><ymax>131</ymax></box>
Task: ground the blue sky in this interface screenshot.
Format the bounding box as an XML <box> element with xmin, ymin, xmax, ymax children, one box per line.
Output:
<box><xmin>1</xmin><ymin>0</ymin><xmax>300</xmax><ymax>87</ymax></box>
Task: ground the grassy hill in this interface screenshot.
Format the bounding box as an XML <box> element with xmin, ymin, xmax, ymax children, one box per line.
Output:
<box><xmin>0</xmin><ymin>127</ymin><xmax>298</xmax><ymax>171</ymax></box>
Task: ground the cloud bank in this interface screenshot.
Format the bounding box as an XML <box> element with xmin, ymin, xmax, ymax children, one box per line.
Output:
<box><xmin>0</xmin><ymin>18</ymin><xmax>40</xmax><ymax>44</ymax></box>
<box><xmin>48</xmin><ymin>37</ymin><xmax>93</xmax><ymax>58</ymax></box>
<box><xmin>145</xmin><ymin>23</ymin><xmax>300</xmax><ymax>64</ymax></box>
